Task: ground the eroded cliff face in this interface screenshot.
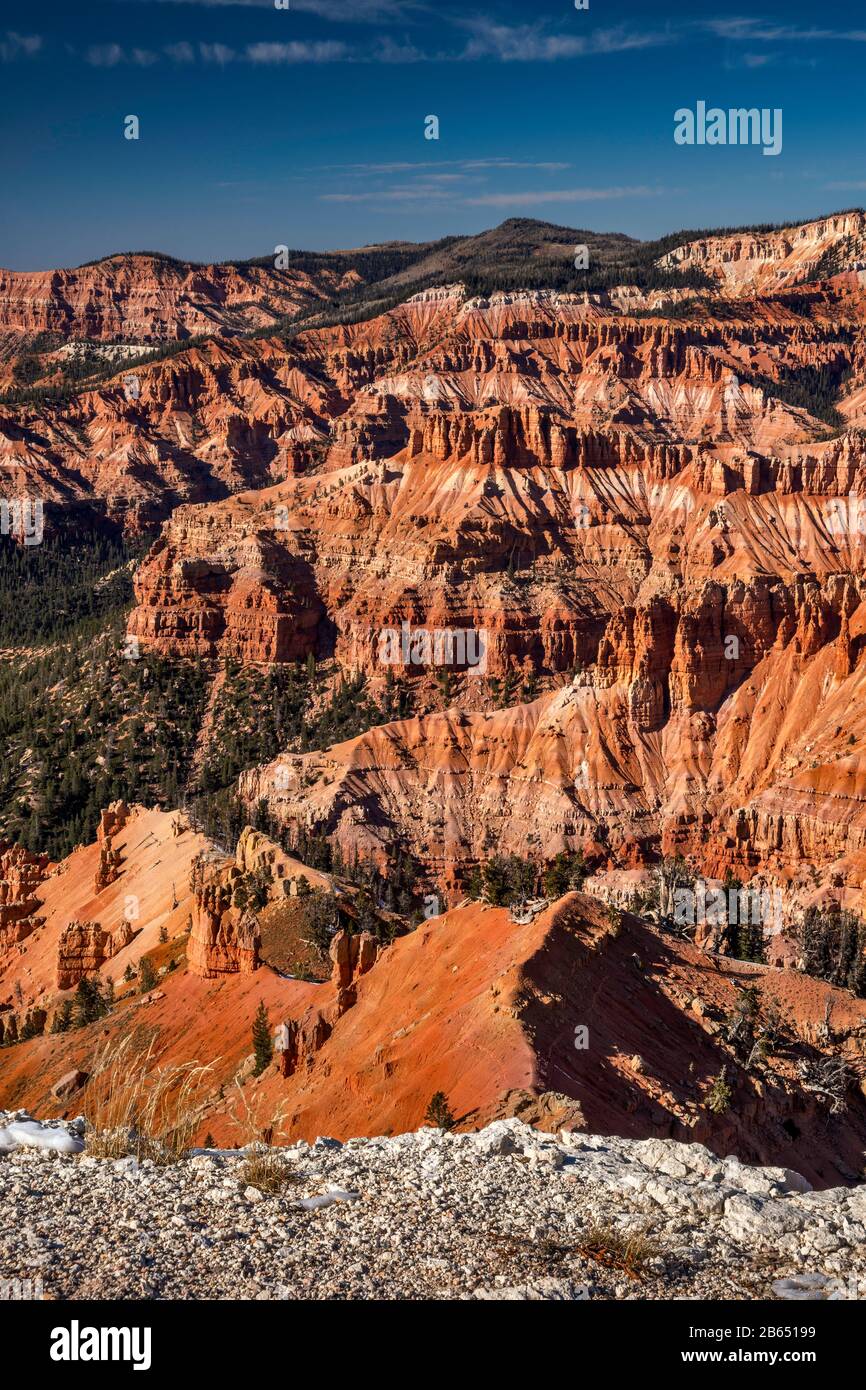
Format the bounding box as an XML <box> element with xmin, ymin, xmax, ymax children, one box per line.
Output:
<box><xmin>185</xmin><ymin>826</ymin><xmax>325</xmax><ymax>977</ymax></box>
<box><xmin>2</xmin><ymin>261</ymin><xmax>861</xmax><ymax>534</ymax></box>
<box><xmin>237</xmin><ymin>574</ymin><xmax>866</xmax><ymax>901</ymax></box>
<box><xmin>0</xmin><ymin>253</ymin><xmax>345</xmax><ymax>345</ymax></box>
<box><xmin>110</xmin><ymin>262</ymin><xmax>866</xmax><ymax>896</ymax></box>
<box><xmin>0</xmin><ymin>807</ymin><xmax>211</xmax><ymax>1018</ymax></box>
<box><xmin>7</xmin><ymin>217</ymin><xmax>866</xmax><ymax>905</ymax></box>
<box><xmin>0</xmin><ymin>844</ymin><xmax>50</xmax><ymax>955</ymax></box>
<box><xmin>188</xmin><ymin>850</ymin><xmax>261</xmax><ymax>979</ymax></box>
<box><xmin>657</xmin><ymin>211</ymin><xmax>866</xmax><ymax>296</ymax></box>
<box><xmin>55</xmin><ymin>919</ymin><xmax>136</xmax><ymax>990</ymax></box>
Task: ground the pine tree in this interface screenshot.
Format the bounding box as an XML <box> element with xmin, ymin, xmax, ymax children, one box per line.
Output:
<box><xmin>51</xmin><ymin>999</ymin><xmax>73</xmax><ymax>1034</ymax></box>
<box><xmin>139</xmin><ymin>957</ymin><xmax>158</xmax><ymax>993</ymax></box>
<box><xmin>251</xmin><ymin>1001</ymin><xmax>273</xmax><ymax>1076</ymax></box>
<box><xmin>424</xmin><ymin>1092</ymin><xmax>455</xmax><ymax>1130</ymax></box>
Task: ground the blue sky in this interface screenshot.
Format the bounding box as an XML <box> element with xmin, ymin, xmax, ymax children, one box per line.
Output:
<box><xmin>2</xmin><ymin>0</ymin><xmax>866</xmax><ymax>268</ymax></box>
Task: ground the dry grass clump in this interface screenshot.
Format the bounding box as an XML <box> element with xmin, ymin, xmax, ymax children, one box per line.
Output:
<box><xmin>82</xmin><ymin>1033</ymin><xmax>213</xmax><ymax>1164</ymax></box>
<box><xmin>231</xmin><ymin>1082</ymin><xmax>296</xmax><ymax>1195</ymax></box>
<box><xmin>576</xmin><ymin>1223</ymin><xmax>657</xmax><ymax>1280</ymax></box>
<box><xmin>238</xmin><ymin>1146</ymin><xmax>297</xmax><ymax>1195</ymax></box>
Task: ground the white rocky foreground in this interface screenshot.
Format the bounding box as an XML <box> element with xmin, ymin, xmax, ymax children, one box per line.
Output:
<box><xmin>0</xmin><ymin>1110</ymin><xmax>864</xmax><ymax>1300</ymax></box>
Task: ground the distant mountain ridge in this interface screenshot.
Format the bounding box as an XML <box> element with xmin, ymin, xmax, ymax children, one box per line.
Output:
<box><xmin>3</xmin><ymin>211</ymin><xmax>864</xmax><ymax>374</ymax></box>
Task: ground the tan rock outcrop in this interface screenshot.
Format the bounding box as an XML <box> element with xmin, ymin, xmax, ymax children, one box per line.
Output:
<box><xmin>0</xmin><ymin>843</ymin><xmax>49</xmax><ymax>953</ymax></box>
<box><xmin>97</xmin><ymin>801</ymin><xmax>129</xmax><ymax>846</ymax></box>
<box><xmin>187</xmin><ymin>851</ymin><xmax>261</xmax><ymax>978</ymax></box>
<box><xmin>55</xmin><ymin>915</ymin><xmax>140</xmax><ymax>989</ymax></box>
<box><xmin>274</xmin><ymin>929</ymin><xmax>378</xmax><ymax>1077</ymax></box>
<box><xmin>55</xmin><ymin>921</ymin><xmax>110</xmax><ymax>990</ymax></box>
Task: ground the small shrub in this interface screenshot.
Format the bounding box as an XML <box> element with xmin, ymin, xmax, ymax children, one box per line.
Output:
<box><xmin>605</xmin><ymin>902</ymin><xmax>623</xmax><ymax>936</ymax></box>
<box><xmin>705</xmin><ymin>1067</ymin><xmax>733</xmax><ymax>1114</ymax></box>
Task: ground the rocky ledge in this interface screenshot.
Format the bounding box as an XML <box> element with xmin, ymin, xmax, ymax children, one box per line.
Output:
<box><xmin>0</xmin><ymin>1117</ymin><xmax>863</xmax><ymax>1301</ymax></box>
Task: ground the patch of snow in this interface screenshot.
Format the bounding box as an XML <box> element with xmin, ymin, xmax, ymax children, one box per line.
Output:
<box><xmin>4</xmin><ymin>1120</ymin><xmax>84</xmax><ymax>1154</ymax></box>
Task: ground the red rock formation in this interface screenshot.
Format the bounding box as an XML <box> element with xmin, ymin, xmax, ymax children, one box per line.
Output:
<box><xmin>55</xmin><ymin>922</ymin><xmax>108</xmax><ymax>990</ymax></box>
<box><xmin>94</xmin><ymin>844</ymin><xmax>122</xmax><ymax>895</ymax></box>
<box><xmin>0</xmin><ymin>253</ymin><xmax>341</xmax><ymax>344</ymax></box>
<box><xmin>54</xmin><ymin>916</ymin><xmax>139</xmax><ymax>990</ymax></box>
<box><xmin>97</xmin><ymin>801</ymin><xmax>129</xmax><ymax>845</ymax></box>
<box><xmin>187</xmin><ymin>851</ymin><xmax>261</xmax><ymax>979</ymax></box>
<box><xmin>0</xmin><ymin>827</ymin><xmax>863</xmax><ymax>1183</ymax></box>
<box><xmin>0</xmin><ymin>844</ymin><xmax>49</xmax><ymax>953</ymax></box>
<box><xmin>264</xmin><ymin>892</ymin><xmax>866</xmax><ymax>1183</ymax></box>
<box><xmin>0</xmin><ymin>807</ymin><xmax>210</xmax><ymax>1018</ymax></box>
<box><xmin>274</xmin><ymin>928</ymin><xmax>379</xmax><ymax>1077</ymax></box>
<box><xmin>658</xmin><ymin>211</ymin><xmax>866</xmax><ymax>296</ymax></box>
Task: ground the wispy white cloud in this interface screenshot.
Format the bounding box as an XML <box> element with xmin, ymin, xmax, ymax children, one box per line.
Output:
<box><xmin>701</xmin><ymin>18</ymin><xmax>866</xmax><ymax>43</ymax></box>
<box><xmin>723</xmin><ymin>48</ymin><xmax>819</xmax><ymax>70</ymax></box>
<box><xmin>466</xmin><ymin>185</ymin><xmax>663</xmax><ymax>207</ymax></box>
<box><xmin>142</xmin><ymin>0</ymin><xmax>423</xmax><ymax>20</ymax></box>
<box><xmin>246</xmin><ymin>40</ymin><xmax>349</xmax><ymax>64</ymax></box>
<box><xmin>199</xmin><ymin>41</ymin><xmax>237</xmax><ymax>64</ymax></box>
<box><xmin>81</xmin><ymin>37</ymin><xmax>353</xmax><ymax>67</ymax></box>
<box><xmin>164</xmin><ymin>41</ymin><xmax>196</xmax><ymax>63</ymax></box>
<box><xmin>332</xmin><ymin>158</ymin><xmax>573</xmax><ymax>174</ymax></box>
<box><xmin>459</xmin><ymin>19</ymin><xmax>672</xmax><ymax>63</ymax></box>
<box><xmin>85</xmin><ymin>43</ymin><xmax>127</xmax><ymax>67</ymax></box>
<box><xmin>86</xmin><ymin>41</ymin><xmax>175</xmax><ymax>66</ymax></box>
<box><xmin>322</xmin><ymin>185</ymin><xmax>457</xmax><ymax>202</ymax></box>
<box><xmin>321</xmin><ymin>181</ymin><xmax>663</xmax><ymax>207</ymax></box>
<box><xmin>0</xmin><ymin>31</ymin><xmax>42</xmax><ymax>62</ymax></box>
<box><xmin>369</xmin><ymin>36</ymin><xmax>426</xmax><ymax>63</ymax></box>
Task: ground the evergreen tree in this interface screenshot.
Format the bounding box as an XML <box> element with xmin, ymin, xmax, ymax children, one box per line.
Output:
<box><xmin>51</xmin><ymin>999</ymin><xmax>73</xmax><ymax>1034</ymax></box>
<box><xmin>251</xmin><ymin>1001</ymin><xmax>273</xmax><ymax>1076</ymax></box>
<box><xmin>424</xmin><ymin>1092</ymin><xmax>455</xmax><ymax>1130</ymax></box>
<box><xmin>73</xmin><ymin>978</ymin><xmax>108</xmax><ymax>1028</ymax></box>
<box><xmin>139</xmin><ymin>957</ymin><xmax>158</xmax><ymax>994</ymax></box>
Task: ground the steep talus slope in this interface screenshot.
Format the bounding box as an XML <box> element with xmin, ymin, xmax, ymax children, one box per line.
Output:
<box><xmin>265</xmin><ymin>889</ymin><xmax>865</xmax><ymax>1183</ymax></box>
<box><xmin>3</xmin><ymin>852</ymin><xmax>863</xmax><ymax>1187</ymax></box>
<box><xmin>0</xmin><ymin>805</ymin><xmax>211</xmax><ymax>1012</ymax></box>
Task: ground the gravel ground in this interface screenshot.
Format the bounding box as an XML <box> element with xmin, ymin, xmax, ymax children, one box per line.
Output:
<box><xmin>1</xmin><ymin>1114</ymin><xmax>865</xmax><ymax>1301</ymax></box>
